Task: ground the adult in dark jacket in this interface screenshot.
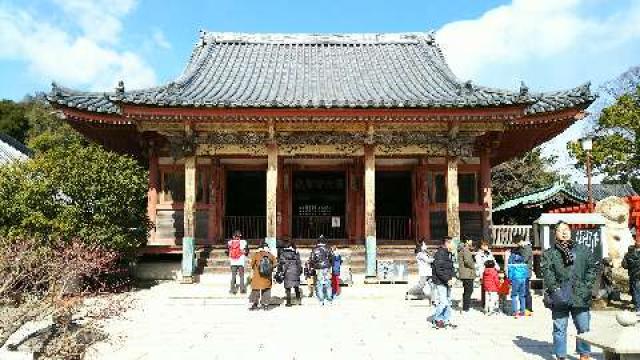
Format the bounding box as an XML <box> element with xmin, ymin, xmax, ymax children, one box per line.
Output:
<box><xmin>541</xmin><ymin>221</ymin><xmax>599</xmax><ymax>360</ymax></box>
<box><xmin>622</xmin><ymin>235</ymin><xmax>640</xmax><ymax>313</ymax></box>
<box><xmin>431</xmin><ymin>237</ymin><xmax>456</xmax><ymax>329</ymax></box>
<box><xmin>513</xmin><ymin>234</ymin><xmax>534</xmax><ymax>313</ymax></box>
<box><xmin>458</xmin><ymin>238</ymin><xmax>476</xmax><ymax>312</ymax></box>
<box><xmin>278</xmin><ymin>241</ymin><xmax>303</xmax><ymax>307</ymax></box>
<box><xmin>309</xmin><ymin>236</ymin><xmax>334</xmax><ymax>305</ymax></box>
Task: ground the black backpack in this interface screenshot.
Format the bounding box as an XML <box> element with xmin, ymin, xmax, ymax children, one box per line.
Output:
<box><xmin>259</xmin><ymin>255</ymin><xmax>274</xmax><ymax>277</ymax></box>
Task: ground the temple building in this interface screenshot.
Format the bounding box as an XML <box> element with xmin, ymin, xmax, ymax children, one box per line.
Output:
<box><xmin>47</xmin><ymin>32</ymin><xmax>594</xmax><ymax>277</ymax></box>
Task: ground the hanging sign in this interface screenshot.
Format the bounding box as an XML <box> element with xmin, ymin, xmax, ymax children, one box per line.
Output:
<box><xmin>331</xmin><ymin>216</ymin><xmax>341</xmax><ymax>228</ymax></box>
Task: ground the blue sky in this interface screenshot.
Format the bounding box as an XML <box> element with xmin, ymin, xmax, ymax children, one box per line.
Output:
<box><xmin>1</xmin><ymin>0</ymin><xmax>639</xmax><ymax>180</ymax></box>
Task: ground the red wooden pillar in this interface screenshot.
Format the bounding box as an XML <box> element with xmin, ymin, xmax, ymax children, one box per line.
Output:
<box><xmin>347</xmin><ymin>162</ymin><xmax>360</xmax><ymax>244</ymax></box>
<box><xmin>208</xmin><ymin>158</ymin><xmax>220</xmax><ymax>244</ymax></box>
<box><xmin>147</xmin><ymin>147</ymin><xmax>159</xmax><ymax>244</ymax></box>
<box><xmin>277</xmin><ymin>159</ymin><xmax>290</xmax><ymax>239</ymax></box>
<box><xmin>480</xmin><ymin>148</ymin><xmax>493</xmax><ymax>240</ymax></box>
<box><xmin>353</xmin><ymin>157</ymin><xmax>365</xmax><ymax>244</ymax></box>
<box><xmin>414</xmin><ymin>158</ymin><xmax>429</xmax><ymax>242</ymax></box>
<box><xmin>217</xmin><ymin>165</ymin><xmax>226</xmax><ymax>242</ymax></box>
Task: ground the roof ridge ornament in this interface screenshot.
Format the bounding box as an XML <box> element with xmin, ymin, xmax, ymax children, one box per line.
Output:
<box><xmin>198</xmin><ymin>30</ymin><xmax>207</xmax><ymax>47</ymax></box>
<box><xmin>51</xmin><ymin>82</ymin><xmax>61</xmax><ymax>98</ymax></box>
<box><xmin>519</xmin><ymin>81</ymin><xmax>529</xmax><ymax>97</ymax></box>
<box><xmin>578</xmin><ymin>81</ymin><xmax>592</xmax><ymax>97</ymax></box>
<box><xmin>115</xmin><ymin>80</ymin><xmax>125</xmax><ymax>99</ymax></box>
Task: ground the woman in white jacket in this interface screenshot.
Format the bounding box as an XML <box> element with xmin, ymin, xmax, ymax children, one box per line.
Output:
<box><xmin>406</xmin><ymin>242</ymin><xmax>435</xmax><ymax>301</ymax></box>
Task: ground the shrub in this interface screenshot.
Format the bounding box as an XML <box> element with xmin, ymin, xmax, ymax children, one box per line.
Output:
<box><xmin>0</xmin><ymin>143</ymin><xmax>149</xmax><ymax>255</ymax></box>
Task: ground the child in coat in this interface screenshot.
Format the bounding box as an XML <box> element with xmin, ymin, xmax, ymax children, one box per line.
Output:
<box><xmin>482</xmin><ymin>260</ymin><xmax>500</xmax><ymax>315</ymax></box>
<box><xmin>497</xmin><ymin>271</ymin><xmax>511</xmax><ymax>315</ymax></box>
<box><xmin>507</xmin><ymin>249</ymin><xmax>529</xmax><ymax>318</ymax></box>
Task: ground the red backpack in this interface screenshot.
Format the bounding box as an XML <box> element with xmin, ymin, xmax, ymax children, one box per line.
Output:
<box><xmin>229</xmin><ymin>239</ymin><xmax>243</xmax><ymax>260</ymax></box>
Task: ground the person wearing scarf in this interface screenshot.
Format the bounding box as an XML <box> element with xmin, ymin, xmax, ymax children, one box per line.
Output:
<box><xmin>541</xmin><ymin>221</ymin><xmax>599</xmax><ymax>360</ymax></box>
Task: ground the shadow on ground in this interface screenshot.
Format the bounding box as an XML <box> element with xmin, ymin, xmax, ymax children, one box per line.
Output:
<box><xmin>513</xmin><ymin>336</ymin><xmax>553</xmax><ymax>359</ymax></box>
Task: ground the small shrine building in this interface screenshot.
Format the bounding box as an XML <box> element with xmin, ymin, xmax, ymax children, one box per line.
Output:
<box><xmin>47</xmin><ymin>32</ymin><xmax>595</xmax><ymax>272</ymax></box>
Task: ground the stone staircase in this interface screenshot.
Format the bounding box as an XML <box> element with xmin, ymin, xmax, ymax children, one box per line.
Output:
<box><xmin>200</xmin><ymin>244</ymin><xmax>420</xmax><ymax>275</ymax></box>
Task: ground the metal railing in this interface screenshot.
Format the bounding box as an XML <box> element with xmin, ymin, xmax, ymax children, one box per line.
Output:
<box><xmin>292</xmin><ymin>216</ymin><xmax>346</xmax><ymax>239</ymax></box>
<box><xmin>377</xmin><ymin>216</ymin><xmax>412</xmax><ymax>240</ymax></box>
<box><xmin>491</xmin><ymin>225</ymin><xmax>533</xmax><ymax>246</ymax></box>
<box><xmin>224</xmin><ymin>216</ymin><xmax>266</xmax><ymax>240</ymax></box>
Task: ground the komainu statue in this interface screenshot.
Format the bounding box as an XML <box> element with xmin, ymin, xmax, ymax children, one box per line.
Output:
<box><xmin>596</xmin><ymin>196</ymin><xmax>634</xmax><ymax>268</ymax></box>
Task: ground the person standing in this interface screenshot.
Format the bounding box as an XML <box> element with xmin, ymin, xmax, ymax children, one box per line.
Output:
<box><xmin>432</xmin><ymin>236</ymin><xmax>456</xmax><ymax>329</ymax></box>
<box><xmin>482</xmin><ymin>259</ymin><xmax>500</xmax><ymax>315</ymax></box>
<box><xmin>227</xmin><ymin>230</ymin><xmax>248</xmax><ymax>295</ymax></box>
<box><xmin>475</xmin><ymin>240</ymin><xmax>499</xmax><ymax>308</ymax></box>
<box><xmin>541</xmin><ymin>221</ymin><xmax>599</xmax><ymax>360</ymax></box>
<box><xmin>406</xmin><ymin>241</ymin><xmax>434</xmax><ymax>301</ymax></box>
<box><xmin>249</xmin><ymin>242</ymin><xmax>277</xmax><ymax>311</ymax></box>
<box><xmin>330</xmin><ymin>245</ymin><xmax>343</xmax><ymax>300</ymax></box>
<box><xmin>507</xmin><ymin>247</ymin><xmax>529</xmax><ymax>318</ymax></box>
<box><xmin>309</xmin><ymin>236</ymin><xmax>333</xmax><ymax>305</ymax></box>
<box><xmin>513</xmin><ymin>234</ymin><xmax>534</xmax><ymax>315</ymax></box>
<box><xmin>278</xmin><ymin>240</ymin><xmax>303</xmax><ymax>307</ymax></box>
<box><xmin>458</xmin><ymin>238</ymin><xmax>476</xmax><ymax>312</ymax></box>
<box><xmin>622</xmin><ymin>235</ymin><xmax>640</xmax><ymax>314</ymax></box>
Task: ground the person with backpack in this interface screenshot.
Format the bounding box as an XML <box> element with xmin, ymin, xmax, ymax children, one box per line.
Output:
<box><xmin>431</xmin><ymin>236</ymin><xmax>456</xmax><ymax>329</ymax></box>
<box><xmin>249</xmin><ymin>242</ymin><xmax>277</xmax><ymax>311</ymax></box>
<box><xmin>541</xmin><ymin>221</ymin><xmax>599</xmax><ymax>360</ymax></box>
<box><xmin>309</xmin><ymin>235</ymin><xmax>333</xmax><ymax>306</ymax></box>
<box><xmin>227</xmin><ymin>230</ymin><xmax>249</xmax><ymax>294</ymax></box>
<box><xmin>278</xmin><ymin>240</ymin><xmax>303</xmax><ymax>307</ymax></box>
<box><xmin>506</xmin><ymin>247</ymin><xmax>529</xmax><ymax>318</ymax></box>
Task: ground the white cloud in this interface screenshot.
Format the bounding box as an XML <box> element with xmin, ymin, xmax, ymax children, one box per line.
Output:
<box><xmin>0</xmin><ymin>1</ymin><xmax>156</xmax><ymax>92</ymax></box>
<box><xmin>437</xmin><ymin>0</ymin><xmax>640</xmax><ymax>88</ymax></box>
<box><xmin>51</xmin><ymin>0</ymin><xmax>136</xmax><ymax>44</ymax></box>
<box><xmin>152</xmin><ymin>28</ymin><xmax>172</xmax><ymax>50</ymax></box>
<box><xmin>436</xmin><ymin>0</ymin><xmax>640</xmax><ymax>183</ymax></box>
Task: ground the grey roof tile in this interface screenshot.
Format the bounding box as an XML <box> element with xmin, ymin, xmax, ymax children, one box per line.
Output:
<box><xmin>47</xmin><ymin>32</ymin><xmax>595</xmax><ymax>114</ymax></box>
<box><xmin>0</xmin><ymin>134</ymin><xmax>30</xmax><ymax>165</ymax></box>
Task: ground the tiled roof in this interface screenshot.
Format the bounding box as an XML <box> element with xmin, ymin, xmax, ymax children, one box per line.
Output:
<box><xmin>0</xmin><ymin>134</ymin><xmax>31</xmax><ymax>165</ymax></box>
<box><xmin>47</xmin><ymin>31</ymin><xmax>595</xmax><ymax>114</ymax></box>
<box><xmin>493</xmin><ymin>183</ymin><xmax>638</xmax><ymax>212</ymax></box>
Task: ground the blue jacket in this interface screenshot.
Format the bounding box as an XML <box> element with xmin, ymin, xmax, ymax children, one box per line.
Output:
<box><xmin>332</xmin><ymin>254</ymin><xmax>342</xmax><ymax>274</ymax></box>
<box><xmin>507</xmin><ymin>253</ymin><xmax>529</xmax><ymax>282</ymax></box>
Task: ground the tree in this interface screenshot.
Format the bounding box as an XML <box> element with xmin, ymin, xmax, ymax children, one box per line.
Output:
<box><xmin>0</xmin><ymin>143</ymin><xmax>150</xmax><ymax>255</ymax></box>
<box><xmin>24</xmin><ymin>100</ymin><xmax>86</xmax><ymax>153</ymax></box>
<box><xmin>0</xmin><ymin>100</ymin><xmax>30</xmax><ymax>143</ymax></box>
<box><xmin>492</xmin><ymin>147</ymin><xmax>563</xmax><ymax>206</ymax></box>
<box><xmin>569</xmin><ymin>86</ymin><xmax>640</xmax><ymax>191</ymax></box>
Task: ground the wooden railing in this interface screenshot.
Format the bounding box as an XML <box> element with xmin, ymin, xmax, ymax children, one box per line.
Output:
<box><xmin>224</xmin><ymin>216</ymin><xmax>266</xmax><ymax>240</ymax></box>
<box><xmin>377</xmin><ymin>216</ymin><xmax>412</xmax><ymax>240</ymax></box>
<box><xmin>292</xmin><ymin>216</ymin><xmax>346</xmax><ymax>239</ymax></box>
<box><xmin>491</xmin><ymin>225</ymin><xmax>533</xmax><ymax>246</ymax></box>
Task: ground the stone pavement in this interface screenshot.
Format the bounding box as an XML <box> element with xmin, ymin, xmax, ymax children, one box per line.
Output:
<box><xmin>84</xmin><ymin>275</ymin><xmax>614</xmax><ymax>360</ymax></box>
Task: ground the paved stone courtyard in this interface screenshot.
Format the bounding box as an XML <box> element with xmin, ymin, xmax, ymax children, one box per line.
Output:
<box><xmin>85</xmin><ymin>275</ymin><xmax>613</xmax><ymax>360</ymax></box>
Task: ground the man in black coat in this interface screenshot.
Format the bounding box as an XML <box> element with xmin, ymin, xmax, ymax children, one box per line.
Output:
<box><xmin>622</xmin><ymin>235</ymin><xmax>640</xmax><ymax>313</ymax></box>
<box><xmin>431</xmin><ymin>236</ymin><xmax>456</xmax><ymax>329</ymax></box>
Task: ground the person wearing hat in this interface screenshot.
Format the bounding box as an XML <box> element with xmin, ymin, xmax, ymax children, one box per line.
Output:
<box><xmin>249</xmin><ymin>242</ymin><xmax>277</xmax><ymax>310</ymax></box>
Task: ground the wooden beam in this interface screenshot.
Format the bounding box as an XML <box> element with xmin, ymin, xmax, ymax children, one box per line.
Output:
<box><xmin>364</xmin><ymin>144</ymin><xmax>377</xmax><ymax>279</ymax></box>
<box><xmin>266</xmin><ymin>143</ymin><xmax>278</xmax><ymax>252</ymax></box>
<box><xmin>147</xmin><ymin>145</ymin><xmax>159</xmax><ymax>244</ymax></box>
<box><xmin>182</xmin><ymin>153</ymin><xmax>197</xmax><ymax>282</ymax></box>
<box><xmin>480</xmin><ymin>148</ymin><xmax>493</xmax><ymax>240</ymax></box>
<box><xmin>446</xmin><ymin>156</ymin><xmax>461</xmax><ymax>240</ymax></box>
